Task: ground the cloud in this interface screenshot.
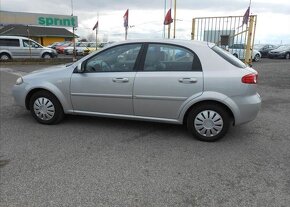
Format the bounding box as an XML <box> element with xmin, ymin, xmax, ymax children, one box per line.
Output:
<box><xmin>2</xmin><ymin>0</ymin><xmax>290</xmax><ymax>15</ymax></box>
<box><xmin>1</xmin><ymin>0</ymin><xmax>290</xmax><ymax>43</ymax></box>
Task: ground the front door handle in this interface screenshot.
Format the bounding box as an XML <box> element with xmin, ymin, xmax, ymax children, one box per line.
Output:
<box><xmin>178</xmin><ymin>78</ymin><xmax>198</xmax><ymax>84</ymax></box>
<box><xmin>112</xmin><ymin>77</ymin><xmax>129</xmax><ymax>83</ymax></box>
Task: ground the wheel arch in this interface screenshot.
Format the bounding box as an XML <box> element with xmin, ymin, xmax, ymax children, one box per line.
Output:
<box><xmin>0</xmin><ymin>51</ymin><xmax>12</xmax><ymax>59</ymax></box>
<box><xmin>25</xmin><ymin>87</ymin><xmax>69</xmax><ymax>112</ymax></box>
<box><xmin>182</xmin><ymin>100</ymin><xmax>235</xmax><ymax>126</ymax></box>
<box><xmin>41</xmin><ymin>52</ymin><xmax>52</xmax><ymax>58</ymax></box>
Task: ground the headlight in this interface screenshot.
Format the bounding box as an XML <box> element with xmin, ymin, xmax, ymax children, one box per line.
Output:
<box><xmin>16</xmin><ymin>77</ymin><xmax>23</xmax><ymax>85</ymax></box>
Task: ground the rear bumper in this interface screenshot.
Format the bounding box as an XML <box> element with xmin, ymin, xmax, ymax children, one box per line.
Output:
<box><xmin>227</xmin><ymin>93</ymin><xmax>261</xmax><ymax>125</ymax></box>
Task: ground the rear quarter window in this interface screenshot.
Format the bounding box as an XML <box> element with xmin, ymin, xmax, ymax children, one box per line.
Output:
<box><xmin>212</xmin><ymin>46</ymin><xmax>246</xmax><ymax>68</ymax></box>
<box><xmin>0</xmin><ymin>39</ymin><xmax>20</xmax><ymax>47</ymax></box>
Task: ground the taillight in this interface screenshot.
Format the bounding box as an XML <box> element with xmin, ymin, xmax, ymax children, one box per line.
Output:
<box><xmin>242</xmin><ymin>73</ymin><xmax>258</xmax><ymax>84</ymax></box>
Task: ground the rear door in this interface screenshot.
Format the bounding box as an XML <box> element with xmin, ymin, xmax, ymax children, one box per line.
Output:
<box><xmin>0</xmin><ymin>38</ymin><xmax>21</xmax><ymax>58</ymax></box>
<box><xmin>133</xmin><ymin>43</ymin><xmax>203</xmax><ymax>119</ymax></box>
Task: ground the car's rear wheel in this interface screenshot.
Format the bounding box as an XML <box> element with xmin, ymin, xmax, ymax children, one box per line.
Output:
<box><xmin>254</xmin><ymin>54</ymin><xmax>261</xmax><ymax>62</ymax></box>
<box><xmin>0</xmin><ymin>53</ymin><xmax>11</xmax><ymax>60</ymax></box>
<box><xmin>187</xmin><ymin>104</ymin><xmax>231</xmax><ymax>142</ymax></box>
<box><xmin>29</xmin><ymin>91</ymin><xmax>64</xmax><ymax>124</ymax></box>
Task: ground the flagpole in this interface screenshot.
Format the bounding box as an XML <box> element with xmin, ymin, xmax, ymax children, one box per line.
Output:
<box><xmin>96</xmin><ymin>13</ymin><xmax>99</xmax><ymax>50</ymax></box>
<box><xmin>125</xmin><ymin>27</ymin><xmax>128</xmax><ymax>40</ymax></box>
<box><xmin>71</xmin><ymin>0</ymin><xmax>76</xmax><ymax>61</ymax></box>
<box><xmin>163</xmin><ymin>0</ymin><xmax>166</xmax><ymax>38</ymax></box>
<box><xmin>173</xmin><ymin>0</ymin><xmax>176</xmax><ymax>38</ymax></box>
<box><xmin>96</xmin><ymin>26</ymin><xmax>98</xmax><ymax>50</ymax></box>
<box><xmin>168</xmin><ymin>24</ymin><xmax>171</xmax><ymax>39</ymax></box>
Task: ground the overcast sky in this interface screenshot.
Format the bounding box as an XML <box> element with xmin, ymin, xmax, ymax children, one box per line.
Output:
<box><xmin>1</xmin><ymin>0</ymin><xmax>290</xmax><ymax>44</ymax></box>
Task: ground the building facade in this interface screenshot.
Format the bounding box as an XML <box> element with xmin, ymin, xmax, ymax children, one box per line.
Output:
<box><xmin>0</xmin><ymin>25</ymin><xmax>77</xmax><ymax>46</ymax></box>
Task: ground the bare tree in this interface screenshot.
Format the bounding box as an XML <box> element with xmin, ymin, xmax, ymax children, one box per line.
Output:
<box><xmin>87</xmin><ymin>33</ymin><xmax>95</xmax><ymax>42</ymax></box>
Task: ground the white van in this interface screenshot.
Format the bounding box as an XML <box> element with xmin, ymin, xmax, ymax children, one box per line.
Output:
<box><xmin>0</xmin><ymin>36</ymin><xmax>58</xmax><ymax>60</ymax></box>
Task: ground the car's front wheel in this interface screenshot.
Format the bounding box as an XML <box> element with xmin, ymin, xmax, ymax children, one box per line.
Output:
<box><xmin>187</xmin><ymin>104</ymin><xmax>231</xmax><ymax>142</ymax></box>
<box><xmin>42</xmin><ymin>53</ymin><xmax>52</xmax><ymax>59</ymax></box>
<box><xmin>29</xmin><ymin>91</ymin><xmax>64</xmax><ymax>124</ymax></box>
<box><xmin>285</xmin><ymin>53</ymin><xmax>290</xmax><ymax>60</ymax></box>
<box><xmin>253</xmin><ymin>54</ymin><xmax>261</xmax><ymax>62</ymax></box>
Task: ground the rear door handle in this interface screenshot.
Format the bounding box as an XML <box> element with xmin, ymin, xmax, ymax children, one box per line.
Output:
<box><xmin>178</xmin><ymin>78</ymin><xmax>198</xmax><ymax>84</ymax></box>
<box><xmin>112</xmin><ymin>77</ymin><xmax>129</xmax><ymax>83</ymax></box>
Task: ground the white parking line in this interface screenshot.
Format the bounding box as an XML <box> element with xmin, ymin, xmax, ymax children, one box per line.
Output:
<box><xmin>0</xmin><ymin>68</ymin><xmax>28</xmax><ymax>76</ymax></box>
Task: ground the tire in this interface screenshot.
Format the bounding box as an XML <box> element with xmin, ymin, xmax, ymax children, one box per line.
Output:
<box><xmin>233</xmin><ymin>54</ymin><xmax>238</xmax><ymax>58</ymax></box>
<box><xmin>285</xmin><ymin>53</ymin><xmax>290</xmax><ymax>60</ymax></box>
<box><xmin>0</xmin><ymin>53</ymin><xmax>11</xmax><ymax>60</ymax></box>
<box><xmin>29</xmin><ymin>90</ymin><xmax>64</xmax><ymax>124</ymax></box>
<box><xmin>186</xmin><ymin>104</ymin><xmax>231</xmax><ymax>142</ymax></box>
<box><xmin>253</xmin><ymin>54</ymin><xmax>261</xmax><ymax>62</ymax></box>
<box><xmin>42</xmin><ymin>53</ymin><xmax>52</xmax><ymax>59</ymax></box>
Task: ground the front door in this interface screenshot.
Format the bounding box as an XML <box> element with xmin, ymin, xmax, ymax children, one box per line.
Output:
<box><xmin>133</xmin><ymin>43</ymin><xmax>203</xmax><ymax>119</ymax></box>
<box><xmin>22</xmin><ymin>39</ymin><xmax>42</xmax><ymax>57</ymax></box>
<box><xmin>70</xmin><ymin>43</ymin><xmax>142</xmax><ymax>115</ymax></box>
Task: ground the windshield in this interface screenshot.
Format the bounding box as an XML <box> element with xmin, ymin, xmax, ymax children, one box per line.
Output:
<box><xmin>212</xmin><ymin>46</ymin><xmax>247</xmax><ymax>68</ymax></box>
<box><xmin>254</xmin><ymin>44</ymin><xmax>265</xmax><ymax>50</ymax></box>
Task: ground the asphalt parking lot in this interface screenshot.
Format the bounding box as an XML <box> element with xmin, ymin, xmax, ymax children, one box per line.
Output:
<box><xmin>1</xmin><ymin>59</ymin><xmax>290</xmax><ymax>206</ymax></box>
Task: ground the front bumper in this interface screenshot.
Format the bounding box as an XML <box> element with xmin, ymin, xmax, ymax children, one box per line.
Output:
<box><xmin>12</xmin><ymin>83</ymin><xmax>29</xmax><ymax>108</ymax></box>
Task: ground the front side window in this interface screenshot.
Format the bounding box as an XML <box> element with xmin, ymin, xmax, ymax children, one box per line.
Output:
<box><xmin>84</xmin><ymin>44</ymin><xmax>142</xmax><ymax>72</ymax></box>
<box><xmin>143</xmin><ymin>44</ymin><xmax>200</xmax><ymax>71</ymax></box>
<box><xmin>23</xmin><ymin>40</ymin><xmax>42</xmax><ymax>48</ymax></box>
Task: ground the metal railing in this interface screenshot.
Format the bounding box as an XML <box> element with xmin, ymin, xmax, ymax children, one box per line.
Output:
<box><xmin>191</xmin><ymin>15</ymin><xmax>257</xmax><ymax>65</ymax></box>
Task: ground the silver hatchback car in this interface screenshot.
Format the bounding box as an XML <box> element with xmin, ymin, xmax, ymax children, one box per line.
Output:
<box><xmin>12</xmin><ymin>39</ymin><xmax>261</xmax><ymax>141</ymax></box>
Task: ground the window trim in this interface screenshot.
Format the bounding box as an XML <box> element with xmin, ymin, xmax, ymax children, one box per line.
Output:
<box><xmin>137</xmin><ymin>42</ymin><xmax>202</xmax><ymax>72</ymax></box>
<box><xmin>79</xmin><ymin>43</ymin><xmax>145</xmax><ymax>73</ymax></box>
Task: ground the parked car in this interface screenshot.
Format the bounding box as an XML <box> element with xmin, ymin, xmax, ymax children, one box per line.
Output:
<box><xmin>268</xmin><ymin>45</ymin><xmax>290</xmax><ymax>59</ymax></box>
<box><xmin>254</xmin><ymin>44</ymin><xmax>278</xmax><ymax>58</ymax></box>
<box><xmin>64</xmin><ymin>42</ymin><xmax>90</xmax><ymax>55</ymax></box>
<box><xmin>48</xmin><ymin>41</ymin><xmax>70</xmax><ymax>50</ymax></box>
<box><xmin>46</xmin><ymin>42</ymin><xmax>60</xmax><ymax>49</ymax></box>
<box><xmin>82</xmin><ymin>42</ymin><xmax>97</xmax><ymax>55</ymax></box>
<box><xmin>228</xmin><ymin>44</ymin><xmax>261</xmax><ymax>62</ymax></box>
<box><xmin>55</xmin><ymin>42</ymin><xmax>72</xmax><ymax>54</ymax></box>
<box><xmin>83</xmin><ymin>42</ymin><xmax>113</xmax><ymax>55</ymax></box>
<box><xmin>0</xmin><ymin>36</ymin><xmax>58</xmax><ymax>59</ymax></box>
<box><xmin>12</xmin><ymin>39</ymin><xmax>261</xmax><ymax>142</ymax></box>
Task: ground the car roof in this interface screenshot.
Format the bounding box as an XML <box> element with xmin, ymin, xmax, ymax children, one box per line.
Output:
<box><xmin>0</xmin><ymin>35</ymin><xmax>30</xmax><ymax>40</ymax></box>
<box><xmin>109</xmin><ymin>39</ymin><xmax>215</xmax><ymax>49</ymax></box>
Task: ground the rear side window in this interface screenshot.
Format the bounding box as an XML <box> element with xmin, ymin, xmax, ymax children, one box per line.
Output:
<box><xmin>143</xmin><ymin>44</ymin><xmax>202</xmax><ymax>71</ymax></box>
<box><xmin>0</xmin><ymin>39</ymin><xmax>20</xmax><ymax>47</ymax></box>
<box><xmin>212</xmin><ymin>46</ymin><xmax>246</xmax><ymax>68</ymax></box>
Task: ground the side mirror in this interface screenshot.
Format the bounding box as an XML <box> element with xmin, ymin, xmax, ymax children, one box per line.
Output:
<box><xmin>77</xmin><ymin>62</ymin><xmax>85</xmax><ymax>73</ymax></box>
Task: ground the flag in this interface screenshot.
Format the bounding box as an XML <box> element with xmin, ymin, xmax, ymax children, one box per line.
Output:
<box><xmin>93</xmin><ymin>21</ymin><xmax>98</xmax><ymax>31</ymax></box>
<box><xmin>164</xmin><ymin>8</ymin><xmax>173</xmax><ymax>25</ymax></box>
<box><xmin>123</xmin><ymin>9</ymin><xmax>129</xmax><ymax>28</ymax></box>
<box><xmin>242</xmin><ymin>7</ymin><xmax>250</xmax><ymax>25</ymax></box>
